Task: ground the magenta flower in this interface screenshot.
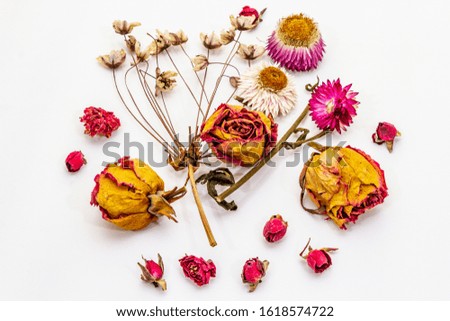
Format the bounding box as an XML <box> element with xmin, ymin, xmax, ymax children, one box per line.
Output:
<box><xmin>267</xmin><ymin>13</ymin><xmax>325</xmax><ymax>72</ymax></box>
<box><xmin>309</xmin><ymin>79</ymin><xmax>359</xmax><ymax>134</ymax></box>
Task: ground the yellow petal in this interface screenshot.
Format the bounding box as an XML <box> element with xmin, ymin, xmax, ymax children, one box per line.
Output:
<box><xmin>107</xmin><ymin>212</ymin><xmax>158</xmax><ymax>231</ymax></box>
<box><xmin>96</xmin><ymin>175</ymin><xmax>149</xmax><ymax>218</ymax></box>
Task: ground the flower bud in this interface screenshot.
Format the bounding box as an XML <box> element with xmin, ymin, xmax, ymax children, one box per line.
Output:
<box><xmin>263</xmin><ymin>215</ymin><xmax>288</xmax><ymax>242</ymax></box>
<box><xmin>230</xmin><ymin>6</ymin><xmax>266</xmax><ymax>31</ymax></box>
<box><xmin>242</xmin><ymin>258</ymin><xmax>269</xmax><ymax>292</ymax></box>
<box><xmin>200</xmin><ymin>32</ymin><xmax>222</xmax><ymax>50</ymax></box>
<box><xmin>200</xmin><ymin>104</ymin><xmax>278</xmax><ymax>166</ymax></box>
<box><xmin>372</xmin><ymin>122</ymin><xmax>401</xmax><ymax>152</ymax></box>
<box><xmin>138</xmin><ymin>254</ymin><xmax>167</xmax><ymax>291</ymax></box>
<box><xmin>300</xmin><ymin>238</ymin><xmax>337</xmax><ymax>273</ymax></box>
<box><xmin>191</xmin><ymin>54</ymin><xmax>209</xmax><ymax>71</ymax></box>
<box><xmin>300</xmin><ymin>145</ymin><xmax>388</xmax><ymax>229</ymax></box>
<box><xmin>179</xmin><ymin>255</ymin><xmax>216</xmax><ymax>286</ymax></box>
<box><xmin>65</xmin><ymin>151</ymin><xmax>86</xmax><ymax>172</ymax></box>
<box><xmin>220</xmin><ymin>29</ymin><xmax>235</xmax><ymax>45</ymax></box>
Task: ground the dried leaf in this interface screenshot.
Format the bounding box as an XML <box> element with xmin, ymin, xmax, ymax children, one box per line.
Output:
<box><xmin>196</xmin><ymin>168</ymin><xmax>237</xmax><ymax>211</ymax></box>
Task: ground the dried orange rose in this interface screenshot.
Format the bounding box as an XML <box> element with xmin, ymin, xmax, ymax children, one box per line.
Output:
<box><xmin>200</xmin><ymin>104</ymin><xmax>277</xmax><ymax>166</ymax></box>
<box><xmin>91</xmin><ymin>157</ymin><xmax>185</xmax><ymax>230</ymax></box>
<box><xmin>300</xmin><ymin>146</ymin><xmax>388</xmax><ymax>229</ymax></box>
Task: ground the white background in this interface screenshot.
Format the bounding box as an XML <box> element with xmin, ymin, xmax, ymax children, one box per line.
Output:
<box><xmin>1</xmin><ymin>0</ymin><xmax>449</xmax><ymax>301</ymax></box>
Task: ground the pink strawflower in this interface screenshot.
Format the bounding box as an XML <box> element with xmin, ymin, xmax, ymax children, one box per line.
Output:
<box><xmin>80</xmin><ymin>106</ymin><xmax>120</xmax><ymax>138</ymax></box>
<box><xmin>267</xmin><ymin>13</ymin><xmax>325</xmax><ymax>72</ymax></box>
<box><xmin>309</xmin><ymin>79</ymin><xmax>359</xmax><ymax>133</ymax></box>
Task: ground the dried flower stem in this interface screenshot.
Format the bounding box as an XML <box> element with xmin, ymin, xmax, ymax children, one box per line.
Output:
<box><xmin>215</xmin><ymin>105</ymin><xmax>329</xmax><ymax>203</ymax></box>
<box><xmin>188</xmin><ymin>163</ymin><xmax>217</xmax><ymax>247</ymax></box>
<box><xmin>112</xmin><ymin>67</ymin><xmax>177</xmax><ymax>156</ymax></box>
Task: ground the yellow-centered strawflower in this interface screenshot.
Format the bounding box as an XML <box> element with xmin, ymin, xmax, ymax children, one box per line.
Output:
<box><xmin>91</xmin><ymin>157</ymin><xmax>185</xmax><ymax>230</ymax></box>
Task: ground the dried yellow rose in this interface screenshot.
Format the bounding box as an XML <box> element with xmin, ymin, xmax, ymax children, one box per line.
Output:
<box><xmin>91</xmin><ymin>157</ymin><xmax>185</xmax><ymax>230</ymax></box>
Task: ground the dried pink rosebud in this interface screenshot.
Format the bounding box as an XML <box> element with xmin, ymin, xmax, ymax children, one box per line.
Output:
<box><xmin>179</xmin><ymin>255</ymin><xmax>216</xmax><ymax>287</ymax></box>
<box><xmin>372</xmin><ymin>122</ymin><xmax>401</xmax><ymax>152</ymax></box>
<box><xmin>241</xmin><ymin>257</ymin><xmax>269</xmax><ymax>292</ymax></box>
<box><xmin>65</xmin><ymin>151</ymin><xmax>86</xmax><ymax>172</ymax></box>
<box><xmin>239</xmin><ymin>6</ymin><xmax>260</xmax><ymax>20</ymax></box>
<box><xmin>138</xmin><ymin>254</ymin><xmax>167</xmax><ymax>291</ymax></box>
<box><xmin>80</xmin><ymin>106</ymin><xmax>121</xmax><ymax>138</ymax></box>
<box><xmin>263</xmin><ymin>214</ymin><xmax>288</xmax><ymax>243</ymax></box>
<box><xmin>300</xmin><ymin>238</ymin><xmax>337</xmax><ymax>274</ymax></box>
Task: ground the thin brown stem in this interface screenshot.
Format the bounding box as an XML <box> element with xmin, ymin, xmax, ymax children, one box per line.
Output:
<box><xmin>165</xmin><ymin>48</ymin><xmax>203</xmax><ymax>109</ymax></box>
<box><xmin>188</xmin><ymin>163</ymin><xmax>217</xmax><ymax>247</ymax></box>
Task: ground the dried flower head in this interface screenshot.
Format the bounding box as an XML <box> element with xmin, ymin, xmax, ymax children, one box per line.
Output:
<box><xmin>263</xmin><ymin>214</ymin><xmax>288</xmax><ymax>243</ymax></box>
<box><xmin>237</xmin><ymin>44</ymin><xmax>265</xmax><ymax>60</ymax></box>
<box><xmin>200</xmin><ymin>32</ymin><xmax>222</xmax><ymax>50</ymax></box>
<box><xmin>267</xmin><ymin>13</ymin><xmax>325</xmax><ymax>71</ymax></box>
<box><xmin>191</xmin><ymin>54</ymin><xmax>209</xmax><ymax>71</ymax></box>
<box><xmin>200</xmin><ymin>104</ymin><xmax>278</xmax><ymax>166</ymax></box>
<box><xmin>112</xmin><ymin>20</ymin><xmax>141</xmax><ymax>35</ymax></box>
<box><xmin>162</xmin><ymin>30</ymin><xmax>188</xmax><ymax>46</ymax></box>
<box><xmin>155</xmin><ymin>67</ymin><xmax>177</xmax><ymax>96</ymax></box>
<box><xmin>300</xmin><ymin>238</ymin><xmax>338</xmax><ymax>273</ymax></box>
<box><xmin>230</xmin><ymin>6</ymin><xmax>266</xmax><ymax>31</ymax></box>
<box><xmin>148</xmin><ymin>31</ymin><xmax>171</xmax><ymax>55</ymax></box>
<box><xmin>300</xmin><ymin>145</ymin><xmax>388</xmax><ymax>229</ymax></box>
<box><xmin>65</xmin><ymin>151</ymin><xmax>87</xmax><ymax>173</ymax></box>
<box><xmin>80</xmin><ymin>106</ymin><xmax>121</xmax><ymax>138</ymax></box>
<box><xmin>309</xmin><ymin>79</ymin><xmax>359</xmax><ymax>134</ymax></box>
<box><xmin>238</xmin><ymin>63</ymin><xmax>297</xmax><ymax>117</ymax></box>
<box><xmin>91</xmin><ymin>157</ymin><xmax>186</xmax><ymax>230</ymax></box>
<box><xmin>137</xmin><ymin>254</ymin><xmax>167</xmax><ymax>291</ymax></box>
<box><xmin>179</xmin><ymin>255</ymin><xmax>216</xmax><ymax>287</ymax></box>
<box><xmin>125</xmin><ymin>35</ymin><xmax>137</xmax><ymax>52</ymax></box>
<box><xmin>220</xmin><ymin>28</ymin><xmax>236</xmax><ymax>45</ymax></box>
<box><xmin>97</xmin><ymin>49</ymin><xmax>126</xmax><ymax>69</ymax></box>
<box><xmin>372</xmin><ymin>122</ymin><xmax>401</xmax><ymax>152</ymax></box>
<box><xmin>134</xmin><ymin>41</ymin><xmax>152</xmax><ymax>63</ymax></box>
<box><xmin>241</xmin><ymin>258</ymin><xmax>269</xmax><ymax>292</ymax></box>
